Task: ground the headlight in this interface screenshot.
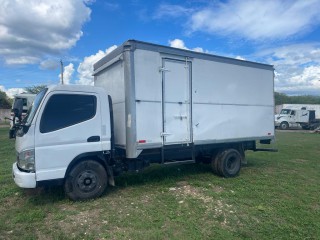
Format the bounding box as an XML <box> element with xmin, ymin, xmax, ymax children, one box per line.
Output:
<box><xmin>18</xmin><ymin>149</ymin><xmax>35</xmax><ymax>172</ymax></box>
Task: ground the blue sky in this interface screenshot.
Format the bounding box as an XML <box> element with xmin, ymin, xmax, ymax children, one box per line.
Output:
<box><xmin>1</xmin><ymin>0</ymin><xmax>320</xmax><ymax>97</ymax></box>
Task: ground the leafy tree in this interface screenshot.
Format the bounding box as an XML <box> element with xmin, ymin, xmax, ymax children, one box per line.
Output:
<box><xmin>274</xmin><ymin>92</ymin><xmax>289</xmax><ymax>105</ymax></box>
<box><xmin>24</xmin><ymin>85</ymin><xmax>47</xmax><ymax>94</ymax></box>
<box><xmin>0</xmin><ymin>91</ymin><xmax>12</xmax><ymax>109</ymax></box>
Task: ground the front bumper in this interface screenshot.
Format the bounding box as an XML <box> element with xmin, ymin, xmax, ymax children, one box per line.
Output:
<box><xmin>274</xmin><ymin>121</ymin><xmax>281</xmax><ymax>127</ymax></box>
<box><xmin>12</xmin><ymin>163</ymin><xmax>36</xmax><ymax>188</ymax></box>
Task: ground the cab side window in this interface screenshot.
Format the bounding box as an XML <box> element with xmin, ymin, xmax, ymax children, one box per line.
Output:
<box><xmin>40</xmin><ymin>94</ymin><xmax>96</xmax><ymax>133</ymax></box>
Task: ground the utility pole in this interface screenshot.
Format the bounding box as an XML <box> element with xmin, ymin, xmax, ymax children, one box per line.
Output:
<box><xmin>60</xmin><ymin>59</ymin><xmax>64</xmax><ymax>85</ymax></box>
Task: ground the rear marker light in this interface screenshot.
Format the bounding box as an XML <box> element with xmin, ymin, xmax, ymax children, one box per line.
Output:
<box><xmin>138</xmin><ymin>140</ymin><xmax>146</xmax><ymax>143</ymax></box>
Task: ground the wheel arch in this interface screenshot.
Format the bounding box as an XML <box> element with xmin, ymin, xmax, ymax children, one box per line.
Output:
<box><xmin>64</xmin><ymin>151</ymin><xmax>107</xmax><ymax>180</ymax></box>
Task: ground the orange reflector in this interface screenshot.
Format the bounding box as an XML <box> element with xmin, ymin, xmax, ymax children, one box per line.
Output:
<box><xmin>138</xmin><ymin>140</ymin><xmax>146</xmax><ymax>143</ymax></box>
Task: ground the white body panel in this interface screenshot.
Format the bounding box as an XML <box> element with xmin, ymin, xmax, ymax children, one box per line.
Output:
<box><xmin>192</xmin><ymin>58</ymin><xmax>274</xmax><ymax>142</ymax></box>
<box><xmin>95</xmin><ymin>60</ymin><xmax>126</xmax><ymax>147</ymax></box>
<box><xmin>93</xmin><ymin>41</ymin><xmax>274</xmax><ymax>158</ymax></box>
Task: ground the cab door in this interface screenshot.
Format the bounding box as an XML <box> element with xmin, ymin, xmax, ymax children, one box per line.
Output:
<box><xmin>34</xmin><ymin>91</ymin><xmax>102</xmax><ymax>182</ymax></box>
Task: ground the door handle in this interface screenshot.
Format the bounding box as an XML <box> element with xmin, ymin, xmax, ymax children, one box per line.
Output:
<box><xmin>87</xmin><ymin>136</ymin><xmax>100</xmax><ymax>142</ymax></box>
<box><xmin>174</xmin><ymin>115</ymin><xmax>187</xmax><ymax>119</ymax></box>
<box><xmin>161</xmin><ymin>132</ymin><xmax>172</xmax><ymax>137</ymax></box>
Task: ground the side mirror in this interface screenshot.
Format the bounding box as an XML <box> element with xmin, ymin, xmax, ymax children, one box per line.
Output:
<box><xmin>13</xmin><ymin>98</ymin><xmax>23</xmax><ymax>120</ymax></box>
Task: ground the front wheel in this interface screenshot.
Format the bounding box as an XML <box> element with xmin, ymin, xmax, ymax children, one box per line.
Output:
<box><xmin>64</xmin><ymin>160</ymin><xmax>107</xmax><ymax>201</ymax></box>
<box><xmin>280</xmin><ymin>121</ymin><xmax>289</xmax><ymax>130</ymax></box>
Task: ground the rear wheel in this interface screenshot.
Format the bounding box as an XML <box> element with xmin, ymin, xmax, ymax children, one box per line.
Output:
<box><xmin>211</xmin><ymin>152</ymin><xmax>220</xmax><ymax>174</ymax></box>
<box><xmin>212</xmin><ymin>149</ymin><xmax>241</xmax><ymax>178</ymax></box>
<box><xmin>211</xmin><ymin>151</ymin><xmax>222</xmax><ymax>175</ymax></box>
<box><xmin>64</xmin><ymin>160</ymin><xmax>107</xmax><ymax>201</ymax></box>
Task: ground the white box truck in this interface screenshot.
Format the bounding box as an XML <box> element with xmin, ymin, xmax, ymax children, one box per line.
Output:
<box><xmin>275</xmin><ymin>107</ymin><xmax>320</xmax><ymax>130</ymax></box>
<box><xmin>276</xmin><ymin>104</ymin><xmax>320</xmax><ymax>119</ymax></box>
<box><xmin>12</xmin><ymin>40</ymin><xmax>275</xmax><ymax>200</ymax></box>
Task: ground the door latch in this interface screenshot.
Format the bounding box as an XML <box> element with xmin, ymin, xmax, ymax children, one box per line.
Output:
<box><xmin>161</xmin><ymin>132</ymin><xmax>172</xmax><ymax>137</ymax></box>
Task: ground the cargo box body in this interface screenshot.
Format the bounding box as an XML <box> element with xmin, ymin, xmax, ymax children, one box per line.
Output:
<box><xmin>93</xmin><ymin>40</ymin><xmax>274</xmax><ymax>159</ymax></box>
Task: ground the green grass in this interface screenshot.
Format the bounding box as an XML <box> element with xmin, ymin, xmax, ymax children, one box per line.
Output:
<box><xmin>0</xmin><ymin>127</ymin><xmax>319</xmax><ymax>239</ymax></box>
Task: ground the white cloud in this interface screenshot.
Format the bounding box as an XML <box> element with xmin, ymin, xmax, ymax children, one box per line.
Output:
<box><xmin>58</xmin><ymin>63</ymin><xmax>74</xmax><ymax>85</ymax></box>
<box><xmin>192</xmin><ymin>47</ymin><xmax>204</xmax><ymax>53</ymax></box>
<box><xmin>6</xmin><ymin>88</ymin><xmax>25</xmax><ymax>98</ymax></box>
<box><xmin>276</xmin><ymin>65</ymin><xmax>320</xmax><ymax>94</ymax></box>
<box><xmin>259</xmin><ymin>43</ymin><xmax>320</xmax><ymax>66</ymax></box>
<box><xmin>191</xmin><ymin>0</ymin><xmax>320</xmax><ymax>40</ymax></box>
<box><xmin>235</xmin><ymin>56</ymin><xmax>245</xmax><ymax>61</ymax></box>
<box><xmin>169</xmin><ymin>39</ymin><xmax>188</xmax><ymax>50</ymax></box>
<box><xmin>0</xmin><ymin>85</ymin><xmax>25</xmax><ymax>98</ymax></box>
<box><xmin>40</xmin><ymin>59</ymin><xmax>60</xmax><ymax>70</ymax></box>
<box><xmin>76</xmin><ymin>45</ymin><xmax>117</xmax><ymax>85</ymax></box>
<box><xmin>157</xmin><ymin>1</ymin><xmax>320</xmax><ymax>41</ymax></box>
<box><xmin>0</xmin><ymin>0</ymin><xmax>91</xmax><ymax>65</ymax></box>
<box><xmin>154</xmin><ymin>4</ymin><xmax>193</xmax><ymax>19</ymax></box>
<box><xmin>168</xmin><ymin>39</ymin><xmax>204</xmax><ymax>53</ymax></box>
<box><xmin>255</xmin><ymin>43</ymin><xmax>320</xmax><ymax>95</ymax></box>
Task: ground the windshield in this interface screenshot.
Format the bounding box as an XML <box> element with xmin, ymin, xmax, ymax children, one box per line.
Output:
<box><xmin>24</xmin><ymin>89</ymin><xmax>47</xmax><ymax>126</ymax></box>
<box><xmin>280</xmin><ymin>109</ymin><xmax>291</xmax><ymax>115</ymax></box>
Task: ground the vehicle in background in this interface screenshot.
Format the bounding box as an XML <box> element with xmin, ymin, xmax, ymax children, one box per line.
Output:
<box><xmin>275</xmin><ymin>108</ymin><xmax>320</xmax><ymax>130</ymax></box>
<box><xmin>275</xmin><ymin>104</ymin><xmax>320</xmax><ymax>119</ymax></box>
<box><xmin>11</xmin><ymin>40</ymin><xmax>276</xmax><ymax>200</ymax></box>
<box><xmin>9</xmin><ymin>94</ymin><xmax>35</xmax><ymax>138</ymax></box>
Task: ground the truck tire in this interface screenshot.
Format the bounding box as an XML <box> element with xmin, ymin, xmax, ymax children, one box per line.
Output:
<box><xmin>216</xmin><ymin>149</ymin><xmax>241</xmax><ymax>178</ymax></box>
<box><xmin>211</xmin><ymin>150</ymin><xmax>223</xmax><ymax>175</ymax></box>
<box><xmin>64</xmin><ymin>160</ymin><xmax>107</xmax><ymax>201</ymax></box>
<box><xmin>280</xmin><ymin>122</ymin><xmax>289</xmax><ymax>130</ymax></box>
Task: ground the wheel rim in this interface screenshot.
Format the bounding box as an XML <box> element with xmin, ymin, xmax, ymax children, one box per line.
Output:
<box><xmin>77</xmin><ymin>170</ymin><xmax>98</xmax><ymax>192</ymax></box>
<box><xmin>226</xmin><ymin>154</ymin><xmax>239</xmax><ymax>172</ymax></box>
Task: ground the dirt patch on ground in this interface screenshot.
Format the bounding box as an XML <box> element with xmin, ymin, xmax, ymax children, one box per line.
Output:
<box><xmin>210</xmin><ymin>184</ymin><xmax>224</xmax><ymax>193</ymax></box>
<box><xmin>169</xmin><ymin>182</ymin><xmax>213</xmax><ymax>203</ymax></box>
<box><xmin>169</xmin><ymin>181</ymin><xmax>237</xmax><ymax>228</ymax></box>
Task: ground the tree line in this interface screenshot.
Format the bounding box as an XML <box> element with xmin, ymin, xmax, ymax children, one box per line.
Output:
<box><xmin>274</xmin><ymin>92</ymin><xmax>320</xmax><ymax>105</ymax></box>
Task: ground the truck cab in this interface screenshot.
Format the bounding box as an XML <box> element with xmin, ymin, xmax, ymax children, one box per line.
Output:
<box><xmin>275</xmin><ymin>108</ymin><xmax>315</xmax><ymax>130</ymax></box>
<box><xmin>13</xmin><ymin>85</ymin><xmax>112</xmax><ymax>200</ymax></box>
